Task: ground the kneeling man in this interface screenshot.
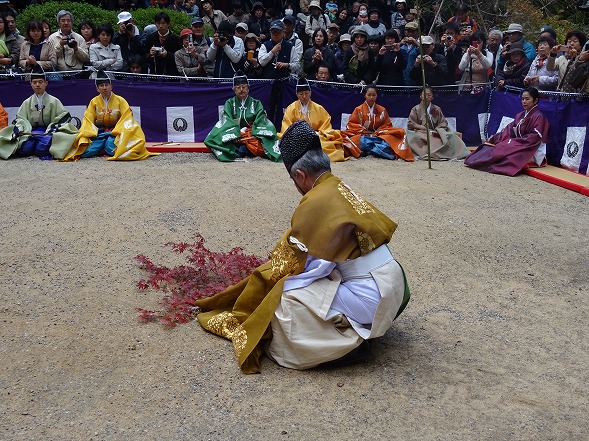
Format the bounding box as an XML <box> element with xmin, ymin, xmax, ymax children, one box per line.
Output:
<box><xmin>0</xmin><ymin>65</ymin><xmax>77</xmax><ymax>160</ymax></box>
<box><xmin>205</xmin><ymin>71</ymin><xmax>281</xmax><ymax>162</ymax></box>
<box><xmin>195</xmin><ymin>120</ymin><xmax>410</xmax><ymax>373</ymax></box>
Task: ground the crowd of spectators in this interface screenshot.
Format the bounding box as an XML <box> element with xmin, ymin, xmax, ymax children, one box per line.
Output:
<box><xmin>0</xmin><ymin>0</ymin><xmax>588</xmax><ymax>92</ymax></box>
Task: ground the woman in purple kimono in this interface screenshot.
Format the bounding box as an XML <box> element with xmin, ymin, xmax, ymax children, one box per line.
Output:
<box><xmin>464</xmin><ymin>87</ymin><xmax>550</xmax><ymax>176</ymax></box>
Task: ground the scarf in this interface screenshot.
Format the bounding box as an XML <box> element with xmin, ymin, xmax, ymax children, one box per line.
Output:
<box><xmin>0</xmin><ymin>35</ymin><xmax>8</xmax><ymax>57</ymax></box>
<box><xmin>351</xmin><ymin>41</ymin><xmax>369</xmax><ymax>63</ymax></box>
<box><xmin>536</xmin><ymin>53</ymin><xmax>548</xmax><ymax>68</ymax></box>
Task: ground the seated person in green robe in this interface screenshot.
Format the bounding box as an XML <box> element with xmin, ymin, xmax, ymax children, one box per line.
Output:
<box><xmin>204</xmin><ymin>71</ymin><xmax>281</xmax><ymax>162</ymax></box>
<box><xmin>0</xmin><ymin>64</ymin><xmax>78</xmax><ymax>160</ymax></box>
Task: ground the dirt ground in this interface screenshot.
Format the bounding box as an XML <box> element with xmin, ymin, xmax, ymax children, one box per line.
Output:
<box><xmin>1</xmin><ymin>153</ymin><xmax>587</xmax><ymax>440</ymax></box>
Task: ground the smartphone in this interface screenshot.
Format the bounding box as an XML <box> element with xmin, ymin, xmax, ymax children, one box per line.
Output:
<box><xmin>471</xmin><ymin>40</ymin><xmax>478</xmax><ymax>48</ymax></box>
<box><xmin>559</xmin><ymin>44</ymin><xmax>569</xmax><ymax>52</ymax></box>
<box><xmin>247</xmin><ymin>50</ymin><xmax>254</xmax><ymax>60</ymax></box>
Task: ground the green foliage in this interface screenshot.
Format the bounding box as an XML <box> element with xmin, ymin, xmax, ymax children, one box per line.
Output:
<box><xmin>16</xmin><ymin>2</ymin><xmax>117</xmax><ymax>33</ymax></box>
<box><xmin>16</xmin><ymin>2</ymin><xmax>192</xmax><ymax>36</ymax></box>
<box><xmin>130</xmin><ymin>8</ymin><xmax>192</xmax><ymax>35</ymax></box>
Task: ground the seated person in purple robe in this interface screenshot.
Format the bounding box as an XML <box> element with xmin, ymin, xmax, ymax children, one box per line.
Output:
<box><xmin>464</xmin><ymin>87</ymin><xmax>550</xmax><ymax>176</ymax></box>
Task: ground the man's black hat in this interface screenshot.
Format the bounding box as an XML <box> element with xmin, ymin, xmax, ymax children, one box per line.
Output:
<box><xmin>233</xmin><ymin>70</ymin><xmax>248</xmax><ymax>87</ymax></box>
<box><xmin>279</xmin><ymin>120</ymin><xmax>322</xmax><ymax>172</ymax></box>
<box><xmin>30</xmin><ymin>63</ymin><xmax>46</xmax><ymax>81</ymax></box>
<box><xmin>95</xmin><ymin>70</ymin><xmax>111</xmax><ymax>86</ymax></box>
<box><xmin>296</xmin><ymin>77</ymin><xmax>310</xmax><ymax>93</ymax></box>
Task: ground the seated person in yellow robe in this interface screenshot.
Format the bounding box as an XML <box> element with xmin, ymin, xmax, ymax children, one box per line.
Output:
<box><xmin>342</xmin><ymin>84</ymin><xmax>413</xmax><ymax>161</ymax></box>
<box><xmin>63</xmin><ymin>71</ymin><xmax>158</xmax><ymax>161</ymax></box>
<box><xmin>279</xmin><ymin>77</ymin><xmax>345</xmax><ymax>162</ymax></box>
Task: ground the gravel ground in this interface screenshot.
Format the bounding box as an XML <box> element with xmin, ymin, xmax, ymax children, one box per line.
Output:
<box><xmin>1</xmin><ymin>153</ymin><xmax>587</xmax><ymax>441</ymax></box>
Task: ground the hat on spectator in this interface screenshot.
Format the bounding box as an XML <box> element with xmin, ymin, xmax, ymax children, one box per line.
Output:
<box><xmin>296</xmin><ymin>76</ymin><xmax>311</xmax><ymax>92</ymax></box>
<box><xmin>279</xmin><ymin>120</ymin><xmax>322</xmax><ymax>172</ymax></box>
<box><xmin>404</xmin><ymin>21</ymin><xmax>418</xmax><ymax>30</ymax></box>
<box><xmin>283</xmin><ymin>15</ymin><xmax>296</xmax><ymax>24</ymax></box>
<box><xmin>327</xmin><ymin>23</ymin><xmax>340</xmax><ymax>31</ymax></box>
<box><xmin>117</xmin><ymin>11</ymin><xmax>133</xmax><ymax>24</ymax></box>
<box><xmin>95</xmin><ymin>70</ymin><xmax>111</xmax><ymax>86</ymax></box>
<box><xmin>505</xmin><ymin>41</ymin><xmax>525</xmax><ymax>55</ymax></box>
<box><xmin>244</xmin><ymin>33</ymin><xmax>259</xmax><ymax>41</ymax></box>
<box><xmin>338</xmin><ymin>33</ymin><xmax>352</xmax><ymax>47</ymax></box>
<box><xmin>368</xmin><ymin>7</ymin><xmax>380</xmax><ymax>15</ymax></box>
<box><xmin>56</xmin><ymin>10</ymin><xmax>73</xmax><ymax>23</ymax></box>
<box><xmin>144</xmin><ymin>24</ymin><xmax>157</xmax><ymax>34</ymax></box>
<box><xmin>505</xmin><ymin>23</ymin><xmax>524</xmax><ymax>34</ymax></box>
<box><xmin>30</xmin><ymin>63</ymin><xmax>46</xmax><ymax>81</ymax></box>
<box><xmin>309</xmin><ymin>0</ymin><xmax>322</xmax><ymax>10</ymax></box>
<box><xmin>218</xmin><ymin>20</ymin><xmax>234</xmax><ymax>35</ymax></box>
<box><xmin>352</xmin><ymin>27</ymin><xmax>369</xmax><ymax>37</ymax></box>
<box><xmin>419</xmin><ymin>35</ymin><xmax>434</xmax><ymax>45</ymax></box>
<box><xmin>251</xmin><ymin>1</ymin><xmax>265</xmax><ymax>11</ymax></box>
<box><xmin>395</xmin><ymin>0</ymin><xmax>407</xmax><ymax>3</ymax></box>
<box><xmin>270</xmin><ymin>20</ymin><xmax>284</xmax><ymax>31</ymax></box>
<box><xmin>539</xmin><ymin>25</ymin><xmax>557</xmax><ymax>40</ymax></box>
<box><xmin>201</xmin><ymin>0</ymin><xmax>213</xmax><ymax>5</ymax></box>
<box><xmin>233</xmin><ymin>70</ymin><xmax>248</xmax><ymax>87</ymax></box>
<box><xmin>191</xmin><ymin>17</ymin><xmax>204</xmax><ymax>26</ymax></box>
<box><xmin>180</xmin><ymin>28</ymin><xmax>192</xmax><ymax>38</ymax></box>
<box><xmin>235</xmin><ymin>22</ymin><xmax>248</xmax><ymax>32</ymax></box>
<box><xmin>0</xmin><ymin>1</ymin><xmax>11</xmax><ymax>3</ymax></box>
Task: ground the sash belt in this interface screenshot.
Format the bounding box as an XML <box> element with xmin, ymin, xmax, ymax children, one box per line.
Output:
<box><xmin>336</xmin><ymin>244</ymin><xmax>394</xmax><ymax>280</ymax></box>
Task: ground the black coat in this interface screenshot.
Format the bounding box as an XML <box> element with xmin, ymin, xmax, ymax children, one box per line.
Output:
<box><xmin>375</xmin><ymin>48</ymin><xmax>407</xmax><ymax>86</ymax></box>
<box><xmin>144</xmin><ymin>31</ymin><xmax>182</xmax><ymax>76</ymax></box>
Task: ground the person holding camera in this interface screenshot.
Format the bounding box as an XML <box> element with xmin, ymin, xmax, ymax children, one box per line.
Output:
<box><xmin>400</xmin><ymin>21</ymin><xmax>420</xmax><ymax>86</ymax></box>
<box><xmin>375</xmin><ymin>28</ymin><xmax>407</xmax><ymax>86</ymax></box>
<box><xmin>410</xmin><ymin>35</ymin><xmax>448</xmax><ymax>87</ymax></box>
<box><xmin>144</xmin><ymin>11</ymin><xmax>181</xmax><ymax>76</ymax></box>
<box><xmin>206</xmin><ymin>20</ymin><xmax>244</xmax><ymax>78</ymax></box>
<box><xmin>188</xmin><ymin>17</ymin><xmax>214</xmax><ymax>77</ymax></box>
<box><xmin>48</xmin><ymin>10</ymin><xmax>89</xmax><ymax>72</ymax></box>
<box><xmin>546</xmin><ymin>30</ymin><xmax>588</xmax><ymax>93</ymax></box>
<box><xmin>113</xmin><ymin>11</ymin><xmax>143</xmax><ymax>71</ymax></box>
<box><xmin>434</xmin><ymin>22</ymin><xmax>462</xmax><ymax>85</ymax></box>
<box><xmin>458</xmin><ymin>31</ymin><xmax>492</xmax><ymax>93</ymax></box>
<box><xmin>175</xmin><ymin>28</ymin><xmax>206</xmax><ymax>78</ymax></box>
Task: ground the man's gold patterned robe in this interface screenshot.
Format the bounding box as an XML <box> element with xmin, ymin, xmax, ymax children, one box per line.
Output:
<box><xmin>195</xmin><ymin>172</ymin><xmax>406</xmax><ymax>373</ymax></box>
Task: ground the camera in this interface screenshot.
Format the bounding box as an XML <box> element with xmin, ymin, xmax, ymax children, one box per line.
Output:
<box><xmin>154</xmin><ymin>46</ymin><xmax>163</xmax><ymax>54</ymax></box>
<box><xmin>218</xmin><ymin>33</ymin><xmax>227</xmax><ymax>42</ymax></box>
<box><xmin>62</xmin><ymin>35</ymin><xmax>77</xmax><ymax>48</ymax></box>
<box><xmin>445</xmin><ymin>35</ymin><xmax>453</xmax><ymax>42</ymax></box>
<box><xmin>125</xmin><ymin>22</ymin><xmax>134</xmax><ymax>32</ymax></box>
